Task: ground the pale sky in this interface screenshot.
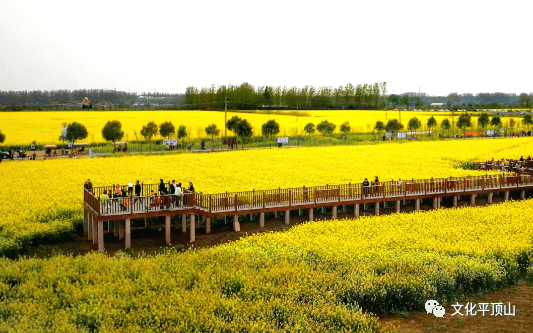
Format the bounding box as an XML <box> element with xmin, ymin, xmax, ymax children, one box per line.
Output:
<box><xmin>1</xmin><ymin>0</ymin><xmax>531</xmax><ymax>96</ymax></box>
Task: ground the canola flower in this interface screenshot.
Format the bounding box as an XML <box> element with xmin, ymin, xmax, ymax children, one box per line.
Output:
<box><xmin>1</xmin><ymin>200</ymin><xmax>533</xmax><ymax>331</ymax></box>
<box><xmin>0</xmin><ymin>110</ymin><xmax>524</xmax><ymax>145</ymax></box>
<box><xmin>1</xmin><ymin>137</ymin><xmax>533</xmax><ymax>256</ymax></box>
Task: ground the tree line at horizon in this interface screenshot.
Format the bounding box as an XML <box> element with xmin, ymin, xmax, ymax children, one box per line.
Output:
<box><xmin>0</xmin><ymin>86</ymin><xmax>532</xmax><ymax>110</ymax></box>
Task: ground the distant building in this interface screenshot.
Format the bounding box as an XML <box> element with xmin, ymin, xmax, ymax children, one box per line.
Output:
<box><xmin>430</xmin><ymin>103</ymin><xmax>445</xmax><ymax>106</ymax></box>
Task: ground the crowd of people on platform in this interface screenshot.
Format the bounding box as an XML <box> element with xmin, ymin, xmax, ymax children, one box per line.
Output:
<box><xmin>487</xmin><ymin>156</ymin><xmax>532</xmax><ymax>168</ymax></box>
<box><xmin>84</xmin><ymin>179</ymin><xmax>197</xmax><ymax>213</ymax></box>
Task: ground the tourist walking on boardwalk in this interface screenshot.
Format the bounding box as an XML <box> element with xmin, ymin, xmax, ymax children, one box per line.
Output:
<box><xmin>189</xmin><ymin>182</ymin><xmax>195</xmax><ymax>192</ymax></box>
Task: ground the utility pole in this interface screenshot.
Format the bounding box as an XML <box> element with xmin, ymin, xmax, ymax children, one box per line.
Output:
<box><xmin>224</xmin><ymin>97</ymin><xmax>228</xmax><ymax>138</ymax></box>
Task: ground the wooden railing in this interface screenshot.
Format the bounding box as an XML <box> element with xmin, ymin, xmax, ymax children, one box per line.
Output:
<box><xmin>474</xmin><ymin>160</ymin><xmax>533</xmax><ymax>175</ymax></box>
<box><xmin>85</xmin><ymin>174</ymin><xmax>533</xmax><ymax>217</ymax></box>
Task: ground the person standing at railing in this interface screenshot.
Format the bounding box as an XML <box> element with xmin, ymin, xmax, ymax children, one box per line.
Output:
<box><xmin>362</xmin><ymin>178</ymin><xmax>370</xmax><ymax>197</ymax></box>
<box><xmin>134</xmin><ymin>180</ymin><xmax>142</xmax><ymax>205</ymax></box>
<box><xmin>373</xmin><ymin>176</ymin><xmax>380</xmax><ymax>196</ymax></box>
<box><xmin>397</xmin><ymin>179</ymin><xmax>403</xmax><ymax>193</ymax></box>
<box><xmin>169</xmin><ymin>180</ymin><xmax>177</xmax><ymax>207</ymax></box>
<box><xmin>100</xmin><ymin>190</ymin><xmax>110</xmax><ymax>213</ymax></box>
<box><xmin>158</xmin><ymin>179</ymin><xmax>167</xmax><ymax>195</ymax></box>
<box><xmin>176</xmin><ymin>182</ymin><xmax>183</xmax><ymax>207</ymax></box>
<box><xmin>84</xmin><ymin>179</ymin><xmax>93</xmax><ymax>193</ymax></box>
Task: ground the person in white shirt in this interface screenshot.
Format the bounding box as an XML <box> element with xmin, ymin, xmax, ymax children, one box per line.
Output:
<box><xmin>175</xmin><ymin>182</ymin><xmax>183</xmax><ymax>207</ymax></box>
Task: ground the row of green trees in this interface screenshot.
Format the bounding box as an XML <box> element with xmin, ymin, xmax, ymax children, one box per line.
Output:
<box><xmin>374</xmin><ymin>114</ymin><xmax>533</xmax><ymax>137</ymax></box>
<box><xmin>184</xmin><ymin>82</ymin><xmax>388</xmax><ymax>110</ymax></box>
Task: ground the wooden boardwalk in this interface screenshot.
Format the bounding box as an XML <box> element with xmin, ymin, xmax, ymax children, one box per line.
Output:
<box><xmin>83</xmin><ymin>173</ymin><xmax>533</xmax><ymax>251</ymax></box>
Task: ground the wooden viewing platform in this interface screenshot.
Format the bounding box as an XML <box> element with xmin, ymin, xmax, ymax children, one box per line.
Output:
<box><xmin>83</xmin><ymin>173</ymin><xmax>533</xmax><ymax>251</ymax></box>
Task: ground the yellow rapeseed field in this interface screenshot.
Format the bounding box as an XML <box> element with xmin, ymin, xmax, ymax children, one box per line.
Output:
<box><xmin>0</xmin><ymin>110</ymin><xmax>524</xmax><ymax>145</ymax></box>
<box><xmin>1</xmin><ymin>200</ymin><xmax>533</xmax><ymax>331</ymax></box>
<box><xmin>1</xmin><ymin>137</ymin><xmax>533</xmax><ymax>331</ymax></box>
<box><xmin>1</xmin><ymin>137</ymin><xmax>532</xmax><ymax>255</ymax></box>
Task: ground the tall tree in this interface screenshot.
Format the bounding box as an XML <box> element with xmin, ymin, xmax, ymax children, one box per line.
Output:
<box><xmin>102</xmin><ymin>120</ymin><xmax>124</xmax><ymax>144</ymax></box>
<box><xmin>441</xmin><ymin>118</ymin><xmax>451</xmax><ymax>137</ymax></box>
<box><xmin>490</xmin><ymin>116</ymin><xmax>502</xmax><ymax>128</ymax></box>
<box><xmin>385</xmin><ymin>119</ymin><xmax>404</xmax><ymax>137</ymax></box>
<box><xmin>159</xmin><ymin>121</ymin><xmax>175</xmax><ymax>139</ymax></box>
<box><xmin>177</xmin><ymin>125</ymin><xmax>187</xmax><ymax>139</ymax></box>
<box><xmin>477</xmin><ymin>113</ymin><xmax>490</xmax><ymax>130</ymax></box>
<box><xmin>205</xmin><ymin>124</ymin><xmax>220</xmax><ymax>140</ymax></box>
<box><xmin>340</xmin><ymin>121</ymin><xmax>351</xmax><ymax>140</ymax></box>
<box><xmin>388</xmin><ymin>94</ymin><xmax>400</xmax><ymax>108</ymax></box>
<box><xmin>235</xmin><ymin>119</ymin><xmax>253</xmax><ymax>149</ymax></box>
<box><xmin>140</xmin><ymin>121</ymin><xmax>158</xmax><ymax>140</ymax></box>
<box><xmin>427</xmin><ymin>116</ymin><xmax>437</xmax><ymax>134</ymax></box>
<box><xmin>226</xmin><ymin>116</ymin><xmax>242</xmax><ymax>134</ymax></box>
<box><xmin>407</xmin><ymin>117</ymin><xmax>421</xmax><ymax>133</ymax></box>
<box><xmin>374</xmin><ymin>121</ymin><xmax>385</xmax><ymax>137</ymax></box>
<box><xmin>0</xmin><ymin>130</ymin><xmax>5</xmax><ymax>143</ymax></box>
<box><xmin>261</xmin><ymin>119</ymin><xmax>280</xmax><ymax>147</ymax></box>
<box><xmin>522</xmin><ymin>114</ymin><xmax>533</xmax><ymax>131</ymax></box>
<box><xmin>316</xmin><ymin>120</ymin><xmax>336</xmax><ymax>138</ymax></box>
<box><xmin>66</xmin><ymin>122</ymin><xmax>88</xmax><ymax>144</ymax></box>
<box><xmin>303</xmin><ymin>123</ymin><xmax>315</xmax><ymax>137</ymax></box>
<box><xmin>140</xmin><ymin>121</ymin><xmax>158</xmax><ymax>151</ymax></box>
<box><xmin>456</xmin><ymin>113</ymin><xmax>472</xmax><ymax>136</ymax></box>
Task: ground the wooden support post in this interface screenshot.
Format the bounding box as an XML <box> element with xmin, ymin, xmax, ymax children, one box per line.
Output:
<box><xmin>260</xmin><ymin>212</ymin><xmax>265</xmax><ymax>228</ymax></box>
<box><xmin>420</xmin><ymin>198</ymin><xmax>423</xmax><ymax>204</ymax></box>
<box><xmin>375</xmin><ymin>202</ymin><xmax>380</xmax><ymax>215</ymax></box>
<box><xmin>415</xmin><ymin>199</ymin><xmax>420</xmax><ymax>211</ymax></box>
<box><xmin>125</xmin><ymin>219</ymin><xmax>131</xmax><ymax>249</ymax></box>
<box><xmin>471</xmin><ymin>194</ymin><xmax>476</xmax><ymax>206</ymax></box>
<box><xmin>114</xmin><ymin>221</ymin><xmax>119</xmax><ymax>237</ymax></box>
<box><xmin>309</xmin><ymin>208</ymin><xmax>314</xmax><ymax>221</ymax></box>
<box><xmin>332</xmin><ymin>206</ymin><xmax>337</xmax><ymax>219</ymax></box>
<box><xmin>88</xmin><ymin>214</ymin><xmax>93</xmax><ymax>241</ymax></box>
<box><xmin>488</xmin><ymin>193</ymin><xmax>493</xmax><ymax>204</ymax></box>
<box><xmin>453</xmin><ymin>196</ymin><xmax>458</xmax><ymax>208</ymax></box>
<box><xmin>165</xmin><ymin>215</ymin><xmax>171</xmax><ymax>245</ymax></box>
<box><xmin>233</xmin><ymin>215</ymin><xmax>241</xmax><ymax>232</ymax></box>
<box><xmin>363</xmin><ymin>203</ymin><xmax>367</xmax><ymax>210</ymax></box>
<box><xmin>206</xmin><ymin>217</ymin><xmax>211</xmax><ymax>234</ymax></box>
<box><xmin>98</xmin><ymin>220</ymin><xmax>104</xmax><ymax>252</ymax></box>
<box><xmin>250</xmin><ymin>214</ymin><xmax>253</xmax><ymax>222</ymax></box>
<box><xmin>83</xmin><ymin>209</ymin><xmax>88</xmax><ymax>236</ymax></box>
<box><xmin>355</xmin><ymin>204</ymin><xmax>360</xmax><ymax>218</ymax></box>
<box><xmin>92</xmin><ymin>216</ymin><xmax>98</xmax><ymax>245</ymax></box>
<box><xmin>190</xmin><ymin>214</ymin><xmax>196</xmax><ymax>242</ymax></box>
<box><xmin>321</xmin><ymin>207</ymin><xmax>325</xmax><ymax>213</ymax></box>
<box><xmin>275</xmin><ymin>211</ymin><xmax>278</xmax><ymax>218</ymax></box>
<box><xmin>433</xmin><ymin>197</ymin><xmax>438</xmax><ymax>209</ymax></box>
<box><xmin>342</xmin><ymin>205</ymin><xmax>346</xmax><ymax>213</ymax></box>
<box><xmin>182</xmin><ymin>214</ymin><xmax>187</xmax><ymax>233</ymax></box>
<box><xmin>438</xmin><ymin>197</ymin><xmax>441</xmax><ymax>209</ymax></box>
<box><xmin>505</xmin><ymin>191</ymin><xmax>509</xmax><ymax>201</ymax></box>
<box><xmin>521</xmin><ymin>190</ymin><xmax>525</xmax><ymax>200</ymax></box>
<box><xmin>299</xmin><ymin>209</ymin><xmax>302</xmax><ymax>216</ymax></box>
<box><xmin>119</xmin><ymin>220</ymin><xmax>124</xmax><ymax>240</ymax></box>
<box><xmin>285</xmin><ymin>210</ymin><xmax>290</xmax><ymax>225</ymax></box>
<box><xmin>403</xmin><ymin>199</ymin><xmax>406</xmax><ymax>205</ymax></box>
<box><xmin>383</xmin><ymin>201</ymin><xmax>388</xmax><ymax>208</ymax></box>
<box><xmin>396</xmin><ymin>200</ymin><xmax>400</xmax><ymax>213</ymax></box>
